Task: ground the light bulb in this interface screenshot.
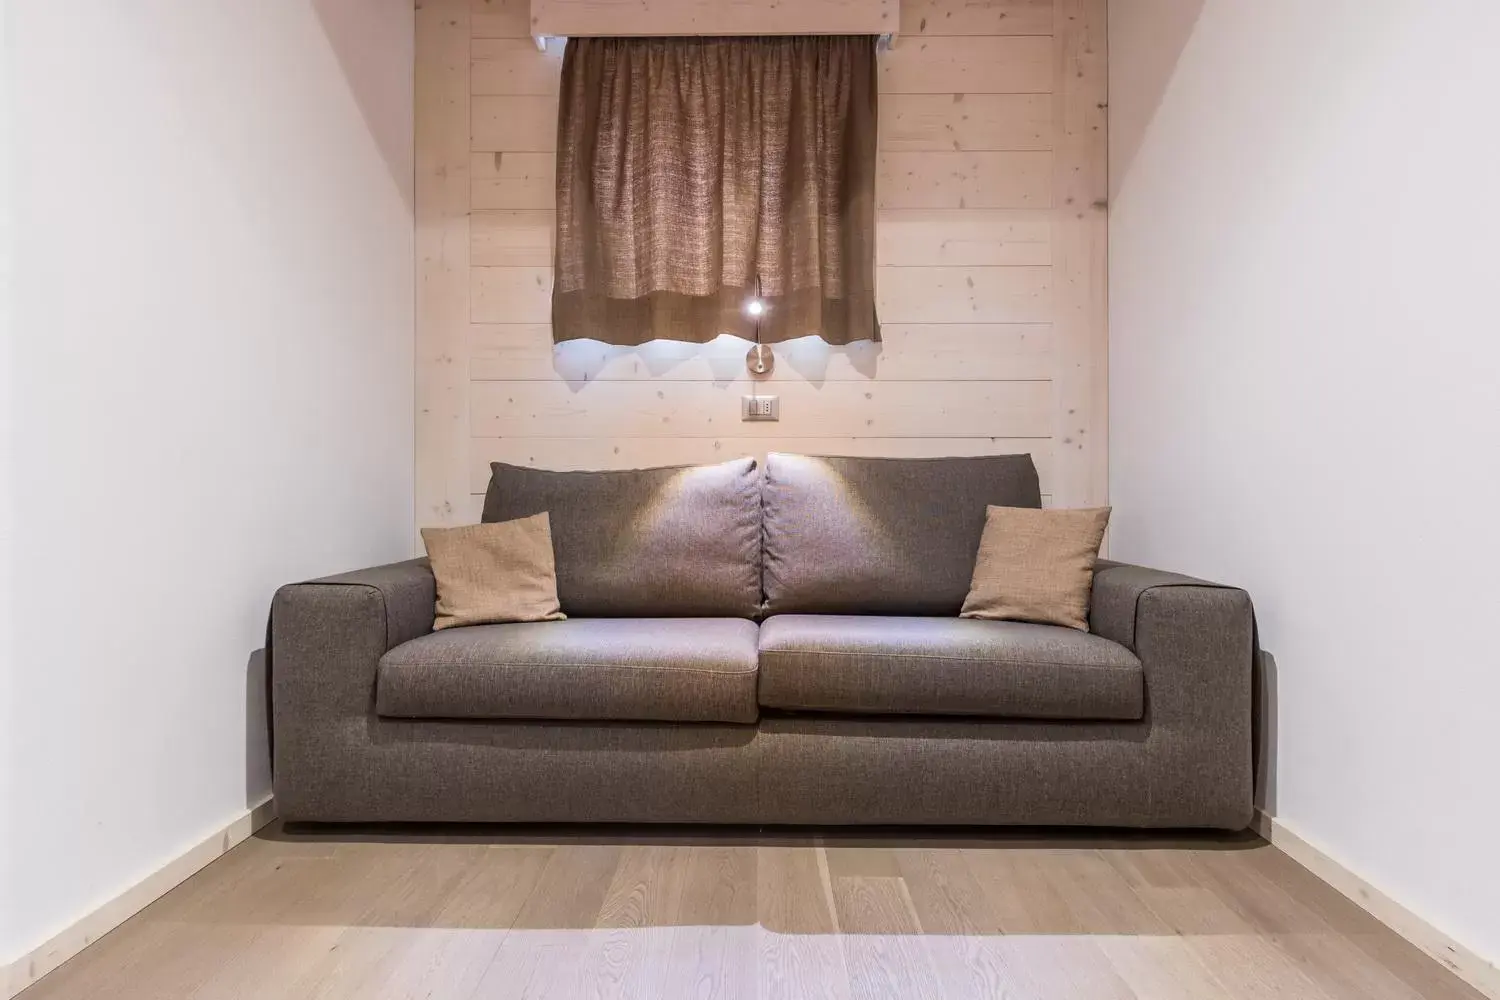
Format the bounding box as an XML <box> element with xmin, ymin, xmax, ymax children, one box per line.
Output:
<box><xmin>746</xmin><ymin>299</ymin><xmax>765</xmax><ymax>317</ymax></box>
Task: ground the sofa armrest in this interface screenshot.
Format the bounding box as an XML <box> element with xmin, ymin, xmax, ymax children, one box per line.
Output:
<box><xmin>1090</xmin><ymin>559</ymin><xmax>1254</xmax><ymax>714</ymax></box>
<box><xmin>1090</xmin><ymin>561</ymin><xmax>1227</xmax><ymax>651</ymax></box>
<box><xmin>1090</xmin><ymin>560</ymin><xmax>1256</xmax><ymax>826</ymax></box>
<box><xmin>270</xmin><ymin>559</ymin><xmax>434</xmax><ymax>801</ymax></box>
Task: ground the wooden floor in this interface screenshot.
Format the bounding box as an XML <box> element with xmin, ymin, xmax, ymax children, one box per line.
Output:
<box><xmin>21</xmin><ymin>823</ymin><xmax>1485</xmax><ymax>1000</ymax></box>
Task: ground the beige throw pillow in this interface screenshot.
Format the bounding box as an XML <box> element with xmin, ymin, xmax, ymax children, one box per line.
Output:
<box><xmin>960</xmin><ymin>505</ymin><xmax>1112</xmax><ymax>631</ymax></box>
<box><xmin>420</xmin><ymin>513</ymin><xmax>566</xmax><ymax>630</ymax></box>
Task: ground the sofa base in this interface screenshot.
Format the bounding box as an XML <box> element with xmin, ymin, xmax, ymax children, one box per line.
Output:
<box><xmin>274</xmin><ymin>713</ymin><xmax>1253</xmax><ymax>831</ymax></box>
<box><xmin>270</xmin><ymin>558</ymin><xmax>1257</xmax><ymax>834</ymax></box>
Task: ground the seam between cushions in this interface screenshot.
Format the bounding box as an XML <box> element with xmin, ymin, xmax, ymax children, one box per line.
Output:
<box><xmin>386</xmin><ymin>660</ymin><xmax>759</xmax><ymax>676</ymax></box>
<box><xmin>762</xmin><ymin>649</ymin><xmax>1139</xmax><ymax>670</ymax></box>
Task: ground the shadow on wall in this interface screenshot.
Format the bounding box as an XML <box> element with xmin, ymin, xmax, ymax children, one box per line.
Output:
<box><xmin>551</xmin><ymin>335</ymin><xmax>882</xmax><ymax>391</ymax></box>
<box><xmin>1255</xmin><ymin>649</ymin><xmax>1278</xmax><ymax>816</ymax></box>
<box><xmin>1109</xmin><ymin>0</ymin><xmax>1207</xmax><ymax>201</ymax></box>
<box><xmin>246</xmin><ymin>647</ymin><xmax>273</xmax><ymax>809</ymax></box>
<box><xmin>310</xmin><ymin>0</ymin><xmax>415</xmax><ymax>210</ymax></box>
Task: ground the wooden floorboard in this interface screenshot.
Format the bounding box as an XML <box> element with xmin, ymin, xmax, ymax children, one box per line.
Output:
<box><xmin>17</xmin><ymin>824</ymin><xmax>1489</xmax><ymax>1000</ymax></box>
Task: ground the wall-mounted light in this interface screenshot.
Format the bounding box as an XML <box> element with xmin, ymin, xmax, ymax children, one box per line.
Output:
<box><xmin>745</xmin><ymin>277</ymin><xmax>774</xmax><ymax>377</ymax></box>
<box><xmin>746</xmin><ymin>342</ymin><xmax>774</xmax><ymax>375</ymax></box>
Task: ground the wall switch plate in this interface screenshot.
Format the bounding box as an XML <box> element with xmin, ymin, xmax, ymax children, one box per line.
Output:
<box><xmin>741</xmin><ymin>395</ymin><xmax>779</xmax><ymax>421</ymax></box>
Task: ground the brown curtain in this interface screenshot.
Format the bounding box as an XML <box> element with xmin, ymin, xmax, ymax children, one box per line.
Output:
<box><xmin>553</xmin><ymin>35</ymin><xmax>878</xmax><ymax>346</ymax></box>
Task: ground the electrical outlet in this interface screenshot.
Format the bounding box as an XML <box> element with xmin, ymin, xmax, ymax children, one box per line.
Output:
<box><xmin>741</xmin><ymin>395</ymin><xmax>779</xmax><ymax>421</ymax></box>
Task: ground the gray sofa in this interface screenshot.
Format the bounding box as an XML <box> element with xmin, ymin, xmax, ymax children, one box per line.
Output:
<box><xmin>271</xmin><ymin>453</ymin><xmax>1254</xmax><ymax>829</ymax></box>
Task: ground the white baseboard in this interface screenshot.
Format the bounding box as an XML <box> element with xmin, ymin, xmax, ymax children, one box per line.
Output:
<box><xmin>1255</xmin><ymin>810</ymin><xmax>1500</xmax><ymax>999</ymax></box>
<box><xmin>2</xmin><ymin>797</ymin><xmax>278</xmax><ymax>1000</ymax></box>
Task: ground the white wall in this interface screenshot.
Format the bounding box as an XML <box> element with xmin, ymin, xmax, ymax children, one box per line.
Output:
<box><xmin>1</xmin><ymin>0</ymin><xmax>17</xmax><ymax>963</ymax></box>
<box><xmin>1111</xmin><ymin>0</ymin><xmax>1500</xmax><ymax>970</ymax></box>
<box><xmin>4</xmin><ymin>0</ymin><xmax>414</xmax><ymax>964</ymax></box>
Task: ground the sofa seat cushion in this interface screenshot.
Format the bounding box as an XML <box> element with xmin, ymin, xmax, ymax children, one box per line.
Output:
<box><xmin>758</xmin><ymin>615</ymin><xmax>1142</xmax><ymax>720</ymax></box>
<box><xmin>377</xmin><ymin>619</ymin><xmax>760</xmax><ymax>723</ymax></box>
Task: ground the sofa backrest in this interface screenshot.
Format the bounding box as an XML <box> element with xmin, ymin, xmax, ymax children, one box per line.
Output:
<box><xmin>482</xmin><ymin>458</ymin><xmax>762</xmax><ymax>618</ymax></box>
<box><xmin>761</xmin><ymin>453</ymin><xmax>1042</xmax><ymax>615</ymax></box>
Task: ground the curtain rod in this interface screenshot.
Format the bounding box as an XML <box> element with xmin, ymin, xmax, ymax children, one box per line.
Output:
<box><xmin>532</xmin><ymin>33</ymin><xmax>897</xmax><ymax>52</ymax></box>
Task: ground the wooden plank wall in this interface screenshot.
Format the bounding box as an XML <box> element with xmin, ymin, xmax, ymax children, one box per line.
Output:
<box><xmin>416</xmin><ymin>0</ymin><xmax>1107</xmax><ymax>531</ymax></box>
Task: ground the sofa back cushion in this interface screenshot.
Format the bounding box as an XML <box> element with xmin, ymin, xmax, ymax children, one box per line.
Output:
<box><xmin>482</xmin><ymin>458</ymin><xmax>762</xmax><ymax>618</ymax></box>
<box><xmin>761</xmin><ymin>453</ymin><xmax>1042</xmax><ymax>615</ymax></box>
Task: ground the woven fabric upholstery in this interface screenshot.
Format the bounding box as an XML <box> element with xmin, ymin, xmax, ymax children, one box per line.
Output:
<box><xmin>271</xmin><ymin>559</ymin><xmax>1254</xmax><ymax>830</ymax></box>
<box><xmin>758</xmin><ymin>614</ymin><xmax>1142</xmax><ymax>719</ymax></box>
<box><xmin>762</xmin><ymin>452</ymin><xmax>1043</xmax><ymax>615</ymax></box>
<box><xmin>378</xmin><ymin>618</ymin><xmax>759</xmax><ymax>723</ymax></box>
<box><xmin>482</xmin><ymin>458</ymin><xmax>762</xmax><ymax>618</ymax></box>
